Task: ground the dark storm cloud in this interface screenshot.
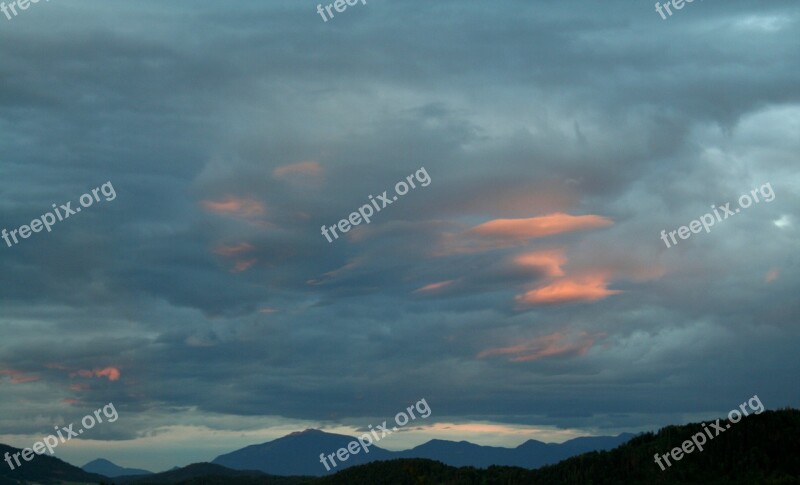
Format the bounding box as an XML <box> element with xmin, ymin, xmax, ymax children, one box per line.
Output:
<box><xmin>0</xmin><ymin>0</ymin><xmax>798</xmax><ymax>457</ymax></box>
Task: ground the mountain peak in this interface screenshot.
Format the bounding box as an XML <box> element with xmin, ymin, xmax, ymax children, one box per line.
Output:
<box><xmin>82</xmin><ymin>457</ymin><xmax>153</xmax><ymax>477</ymax></box>
<box><xmin>211</xmin><ymin>430</ymin><xmax>634</xmax><ymax>476</ymax></box>
<box><xmin>288</xmin><ymin>428</ymin><xmax>324</xmax><ymax>436</ymax></box>
<box><xmin>83</xmin><ymin>458</ymin><xmax>114</xmax><ymax>466</ymax></box>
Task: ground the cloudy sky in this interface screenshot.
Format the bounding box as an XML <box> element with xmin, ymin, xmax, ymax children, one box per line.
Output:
<box><xmin>1</xmin><ymin>0</ymin><xmax>798</xmax><ymax>472</ymax></box>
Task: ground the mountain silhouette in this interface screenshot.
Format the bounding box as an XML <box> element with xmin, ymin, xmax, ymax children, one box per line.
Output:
<box><xmin>32</xmin><ymin>409</ymin><xmax>797</xmax><ymax>484</ymax></box>
<box><xmin>83</xmin><ymin>458</ymin><xmax>153</xmax><ymax>477</ymax></box>
<box><xmin>315</xmin><ymin>409</ymin><xmax>800</xmax><ymax>484</ymax></box>
<box><xmin>211</xmin><ymin>427</ymin><xmax>633</xmax><ymax>476</ymax></box>
<box><xmin>396</xmin><ymin>433</ymin><xmax>635</xmax><ymax>468</ymax></box>
<box><xmin>0</xmin><ymin>443</ymin><xmax>107</xmax><ymax>484</ymax></box>
<box><xmin>212</xmin><ymin>428</ymin><xmax>394</xmax><ymax>476</ymax></box>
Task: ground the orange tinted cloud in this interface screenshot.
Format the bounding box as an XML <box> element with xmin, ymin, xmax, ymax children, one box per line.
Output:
<box><xmin>411</xmin><ymin>421</ymin><xmax>587</xmax><ymax>444</ymax></box>
<box><xmin>513</xmin><ymin>249</ymin><xmax>567</xmax><ymax>277</ymax></box>
<box><xmin>214</xmin><ymin>242</ymin><xmax>254</xmax><ymax>257</ymax></box>
<box><xmin>436</xmin><ymin>214</ymin><xmax>612</xmax><ymax>256</ymax></box>
<box><xmin>414</xmin><ymin>280</ymin><xmax>455</xmax><ymax>293</ymax></box>
<box><xmin>212</xmin><ymin>243</ymin><xmax>257</xmax><ymax>273</ymax></box>
<box><xmin>516</xmin><ymin>274</ymin><xmax>620</xmax><ymax>306</ymax></box>
<box><xmin>470</xmin><ymin>213</ymin><xmax>613</xmax><ymax>241</ymax></box>
<box><xmin>273</xmin><ymin>161</ymin><xmax>323</xmax><ymax>178</ymax></box>
<box><xmin>72</xmin><ymin>367</ymin><xmax>121</xmax><ymax>381</ymax></box>
<box><xmin>307</xmin><ymin>259</ymin><xmax>362</xmax><ymax>285</ymax></box>
<box><xmin>765</xmin><ymin>268</ymin><xmax>779</xmax><ymax>283</ymax></box>
<box><xmin>232</xmin><ymin>259</ymin><xmax>257</xmax><ymax>273</ymax></box>
<box><xmin>95</xmin><ymin>367</ymin><xmax>121</xmax><ymax>381</ymax></box>
<box><xmin>478</xmin><ymin>331</ymin><xmax>596</xmax><ymax>362</ymax></box>
<box><xmin>201</xmin><ymin>197</ymin><xmax>266</xmax><ymax>219</ymax></box>
<box><xmin>0</xmin><ymin>369</ymin><xmax>39</xmax><ymax>384</ymax></box>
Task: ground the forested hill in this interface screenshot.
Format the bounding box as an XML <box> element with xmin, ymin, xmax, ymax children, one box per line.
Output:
<box><xmin>315</xmin><ymin>408</ymin><xmax>800</xmax><ymax>484</ymax></box>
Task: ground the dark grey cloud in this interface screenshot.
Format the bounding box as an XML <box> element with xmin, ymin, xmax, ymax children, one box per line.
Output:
<box><xmin>0</xmin><ymin>0</ymin><xmax>798</xmax><ymax>469</ymax></box>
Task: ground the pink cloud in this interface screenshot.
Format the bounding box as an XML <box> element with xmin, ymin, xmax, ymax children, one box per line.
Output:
<box><xmin>232</xmin><ymin>259</ymin><xmax>257</xmax><ymax>273</ymax></box>
<box><xmin>214</xmin><ymin>242</ymin><xmax>255</xmax><ymax>257</ymax></box>
<box><xmin>436</xmin><ymin>214</ymin><xmax>613</xmax><ymax>256</ymax></box>
<box><xmin>95</xmin><ymin>367</ymin><xmax>121</xmax><ymax>381</ymax></box>
<box><xmin>470</xmin><ymin>213</ymin><xmax>613</xmax><ymax>241</ymax></box>
<box><xmin>516</xmin><ymin>274</ymin><xmax>620</xmax><ymax>306</ymax></box>
<box><xmin>478</xmin><ymin>331</ymin><xmax>597</xmax><ymax>362</ymax></box>
<box><xmin>765</xmin><ymin>268</ymin><xmax>779</xmax><ymax>283</ymax></box>
<box><xmin>273</xmin><ymin>161</ymin><xmax>323</xmax><ymax>178</ymax></box>
<box><xmin>414</xmin><ymin>280</ymin><xmax>455</xmax><ymax>293</ymax></box>
<box><xmin>0</xmin><ymin>369</ymin><xmax>39</xmax><ymax>384</ymax></box>
<box><xmin>513</xmin><ymin>249</ymin><xmax>567</xmax><ymax>277</ymax></box>
<box><xmin>201</xmin><ymin>197</ymin><xmax>266</xmax><ymax>219</ymax></box>
<box><xmin>307</xmin><ymin>259</ymin><xmax>362</xmax><ymax>285</ymax></box>
<box><xmin>212</xmin><ymin>243</ymin><xmax>258</xmax><ymax>273</ymax></box>
<box><xmin>71</xmin><ymin>367</ymin><xmax>121</xmax><ymax>381</ymax></box>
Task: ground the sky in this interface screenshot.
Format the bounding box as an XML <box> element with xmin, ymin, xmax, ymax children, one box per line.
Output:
<box><xmin>1</xmin><ymin>0</ymin><xmax>798</xmax><ymax>472</ymax></box>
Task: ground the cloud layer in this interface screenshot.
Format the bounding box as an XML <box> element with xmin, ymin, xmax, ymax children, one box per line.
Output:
<box><xmin>0</xmin><ymin>0</ymin><xmax>798</xmax><ymax>470</ymax></box>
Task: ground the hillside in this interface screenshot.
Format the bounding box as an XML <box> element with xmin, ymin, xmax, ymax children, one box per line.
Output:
<box><xmin>531</xmin><ymin>408</ymin><xmax>800</xmax><ymax>484</ymax></box>
<box><xmin>212</xmin><ymin>428</ymin><xmax>394</xmax><ymax>475</ymax></box>
<box><xmin>0</xmin><ymin>443</ymin><xmax>107</xmax><ymax>484</ymax></box>
<box><xmin>4</xmin><ymin>409</ymin><xmax>798</xmax><ymax>484</ymax></box>
<box><xmin>315</xmin><ymin>409</ymin><xmax>800</xmax><ymax>484</ymax></box>
<box><xmin>113</xmin><ymin>462</ymin><xmax>305</xmax><ymax>484</ymax></box>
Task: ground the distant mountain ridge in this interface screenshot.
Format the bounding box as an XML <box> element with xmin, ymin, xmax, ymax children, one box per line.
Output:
<box><xmin>83</xmin><ymin>458</ymin><xmax>153</xmax><ymax>477</ymax></box>
<box><xmin>0</xmin><ymin>443</ymin><xmax>107</xmax><ymax>485</ymax></box>
<box><xmin>316</xmin><ymin>409</ymin><xmax>800</xmax><ymax>484</ymax></box>
<box><xmin>211</xmin><ymin>428</ymin><xmax>635</xmax><ymax>476</ymax></box>
<box><xmin>212</xmin><ymin>429</ymin><xmax>394</xmax><ymax>476</ymax></box>
<box><xmin>6</xmin><ymin>409</ymin><xmax>798</xmax><ymax>484</ymax></box>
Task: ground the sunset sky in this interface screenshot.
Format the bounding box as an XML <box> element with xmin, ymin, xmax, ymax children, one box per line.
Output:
<box><xmin>1</xmin><ymin>0</ymin><xmax>798</xmax><ymax>472</ymax></box>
